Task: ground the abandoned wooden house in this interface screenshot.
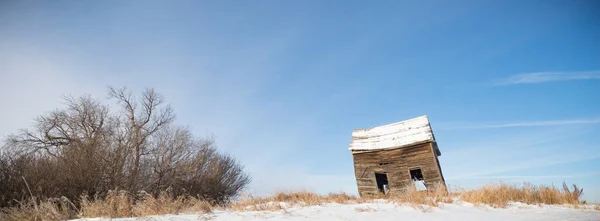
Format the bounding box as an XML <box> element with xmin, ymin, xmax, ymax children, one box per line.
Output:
<box><xmin>348</xmin><ymin>115</ymin><xmax>446</xmax><ymax>197</ymax></box>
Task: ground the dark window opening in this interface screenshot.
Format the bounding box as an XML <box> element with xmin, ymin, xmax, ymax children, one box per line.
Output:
<box><xmin>410</xmin><ymin>169</ymin><xmax>424</xmax><ymax>181</ymax></box>
<box><xmin>375</xmin><ymin>173</ymin><xmax>389</xmax><ymax>194</ymax></box>
<box><xmin>379</xmin><ymin>162</ymin><xmax>391</xmax><ymax>166</ymax></box>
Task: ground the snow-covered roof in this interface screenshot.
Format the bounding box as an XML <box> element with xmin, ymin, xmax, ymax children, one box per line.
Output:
<box><xmin>348</xmin><ymin>115</ymin><xmax>436</xmax><ymax>152</ymax></box>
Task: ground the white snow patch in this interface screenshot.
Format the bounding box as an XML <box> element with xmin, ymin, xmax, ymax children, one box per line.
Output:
<box><xmin>69</xmin><ymin>202</ymin><xmax>600</xmax><ymax>221</ymax></box>
<box><xmin>348</xmin><ymin>115</ymin><xmax>435</xmax><ymax>151</ymax></box>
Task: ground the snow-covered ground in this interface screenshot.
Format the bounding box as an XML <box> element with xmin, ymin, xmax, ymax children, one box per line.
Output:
<box><xmin>72</xmin><ymin>201</ymin><xmax>599</xmax><ymax>221</ymax></box>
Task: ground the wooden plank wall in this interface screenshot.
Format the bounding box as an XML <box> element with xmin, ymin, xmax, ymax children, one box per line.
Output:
<box><xmin>352</xmin><ymin>142</ymin><xmax>446</xmax><ymax>197</ymax></box>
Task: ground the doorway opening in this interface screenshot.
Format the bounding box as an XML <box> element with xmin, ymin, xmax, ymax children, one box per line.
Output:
<box><xmin>375</xmin><ymin>172</ymin><xmax>389</xmax><ymax>194</ymax></box>
<box><xmin>410</xmin><ymin>168</ymin><xmax>427</xmax><ymax>191</ymax></box>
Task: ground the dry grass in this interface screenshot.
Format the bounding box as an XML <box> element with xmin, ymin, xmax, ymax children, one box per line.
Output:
<box><xmin>79</xmin><ymin>190</ymin><xmax>213</xmax><ymax>218</ymax></box>
<box><xmin>227</xmin><ymin>181</ymin><xmax>585</xmax><ymax>213</ymax></box>
<box><xmin>1</xmin><ymin>190</ymin><xmax>214</xmax><ymax>220</ymax></box>
<box><xmin>326</xmin><ymin>192</ymin><xmax>360</xmax><ymax>204</ymax></box>
<box><xmin>0</xmin><ymin>197</ymin><xmax>77</xmax><ymax>221</ymax></box>
<box><xmin>133</xmin><ymin>192</ymin><xmax>212</xmax><ymax>216</ymax></box>
<box><xmin>228</xmin><ymin>191</ymin><xmax>359</xmax><ymax>211</ymax></box>
<box><xmin>389</xmin><ymin>184</ymin><xmax>451</xmax><ymax>207</ymax></box>
<box><xmin>80</xmin><ymin>190</ymin><xmax>133</xmax><ymax>218</ymax></box>
<box><xmin>226</xmin><ymin>187</ymin><xmax>449</xmax><ymax>213</ymax></box>
<box><xmin>0</xmin><ymin>182</ymin><xmax>589</xmax><ymax>220</ymax></box>
<box><xmin>458</xmin><ymin>182</ymin><xmax>583</xmax><ymax>208</ymax></box>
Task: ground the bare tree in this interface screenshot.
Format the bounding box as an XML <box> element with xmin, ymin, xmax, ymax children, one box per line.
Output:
<box><xmin>147</xmin><ymin>126</ymin><xmax>194</xmax><ymax>195</ymax></box>
<box><xmin>108</xmin><ymin>87</ymin><xmax>175</xmax><ymax>194</ymax></box>
<box><xmin>1</xmin><ymin>95</ymin><xmax>113</xmax><ymax>201</ymax></box>
<box><xmin>6</xmin><ymin>95</ymin><xmax>109</xmax><ymax>157</ymax></box>
<box><xmin>0</xmin><ymin>87</ymin><xmax>250</xmax><ymax>208</ymax></box>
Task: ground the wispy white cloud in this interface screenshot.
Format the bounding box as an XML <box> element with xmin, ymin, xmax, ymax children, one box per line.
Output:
<box><xmin>445</xmin><ymin>151</ymin><xmax>600</xmax><ymax>180</ymax></box>
<box><xmin>473</xmin><ymin>119</ymin><xmax>600</xmax><ymax>129</ymax></box>
<box><xmin>447</xmin><ymin>158</ymin><xmax>600</xmax><ymax>180</ymax></box>
<box><xmin>497</xmin><ymin>70</ymin><xmax>600</xmax><ymax>85</ymax></box>
<box><xmin>441</xmin><ymin>125</ymin><xmax>600</xmax><ymax>182</ymax></box>
<box><xmin>439</xmin><ymin>118</ymin><xmax>600</xmax><ymax>130</ymax></box>
<box><xmin>448</xmin><ymin>171</ymin><xmax>600</xmax><ymax>181</ymax></box>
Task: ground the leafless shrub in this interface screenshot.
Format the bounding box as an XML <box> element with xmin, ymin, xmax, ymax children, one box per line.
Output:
<box><xmin>0</xmin><ymin>87</ymin><xmax>250</xmax><ymax>213</ymax></box>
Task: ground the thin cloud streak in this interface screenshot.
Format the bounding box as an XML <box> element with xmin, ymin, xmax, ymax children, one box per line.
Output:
<box><xmin>477</xmin><ymin>119</ymin><xmax>600</xmax><ymax>129</ymax></box>
<box><xmin>497</xmin><ymin>70</ymin><xmax>600</xmax><ymax>85</ymax></box>
<box><xmin>448</xmin><ymin>171</ymin><xmax>600</xmax><ymax>180</ymax></box>
<box><xmin>445</xmin><ymin>154</ymin><xmax>600</xmax><ymax>180</ymax></box>
<box><xmin>441</xmin><ymin>118</ymin><xmax>600</xmax><ymax>130</ymax></box>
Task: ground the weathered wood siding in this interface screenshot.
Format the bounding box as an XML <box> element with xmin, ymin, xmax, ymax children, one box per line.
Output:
<box><xmin>352</xmin><ymin>142</ymin><xmax>446</xmax><ymax>197</ymax></box>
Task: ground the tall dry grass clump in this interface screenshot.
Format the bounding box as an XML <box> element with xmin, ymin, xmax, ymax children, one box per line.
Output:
<box><xmin>1</xmin><ymin>190</ymin><xmax>214</xmax><ymax>220</ymax></box>
<box><xmin>272</xmin><ymin>191</ymin><xmax>323</xmax><ymax>205</ymax></box>
<box><xmin>79</xmin><ymin>190</ymin><xmax>133</xmax><ymax>218</ymax></box>
<box><xmin>458</xmin><ymin>181</ymin><xmax>583</xmax><ymax>207</ymax></box>
<box><xmin>78</xmin><ymin>190</ymin><xmax>213</xmax><ymax>218</ymax></box>
<box><xmin>132</xmin><ymin>192</ymin><xmax>212</xmax><ymax>216</ymax></box>
<box><xmin>389</xmin><ymin>184</ymin><xmax>451</xmax><ymax>209</ymax></box>
<box><xmin>325</xmin><ymin>192</ymin><xmax>359</xmax><ymax>204</ymax></box>
<box><xmin>132</xmin><ymin>192</ymin><xmax>187</xmax><ymax>217</ymax></box>
<box><xmin>0</xmin><ymin>197</ymin><xmax>76</xmax><ymax>221</ymax></box>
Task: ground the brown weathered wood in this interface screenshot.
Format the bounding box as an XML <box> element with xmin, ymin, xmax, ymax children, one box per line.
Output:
<box><xmin>351</xmin><ymin>140</ymin><xmax>446</xmax><ymax>197</ymax></box>
<box><xmin>348</xmin><ymin>116</ymin><xmax>446</xmax><ymax>197</ymax></box>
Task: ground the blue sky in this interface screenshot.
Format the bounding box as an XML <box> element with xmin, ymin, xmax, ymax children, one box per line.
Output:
<box><xmin>1</xmin><ymin>1</ymin><xmax>599</xmax><ymax>202</ymax></box>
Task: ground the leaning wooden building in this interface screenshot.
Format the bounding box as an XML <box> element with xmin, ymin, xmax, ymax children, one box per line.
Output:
<box><xmin>348</xmin><ymin>115</ymin><xmax>446</xmax><ymax>197</ymax></box>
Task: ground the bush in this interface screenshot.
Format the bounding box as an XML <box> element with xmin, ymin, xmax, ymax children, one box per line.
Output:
<box><xmin>0</xmin><ymin>87</ymin><xmax>250</xmax><ymax>210</ymax></box>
